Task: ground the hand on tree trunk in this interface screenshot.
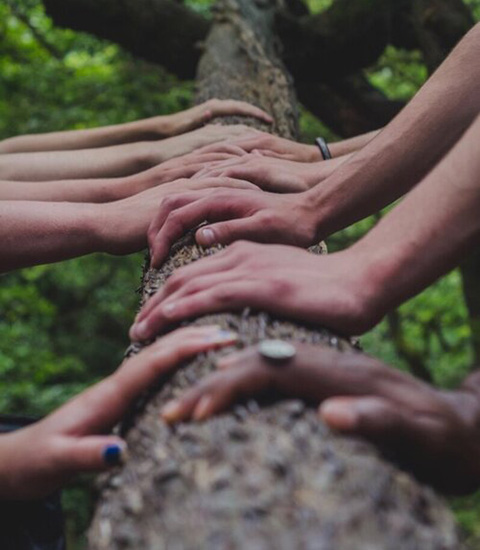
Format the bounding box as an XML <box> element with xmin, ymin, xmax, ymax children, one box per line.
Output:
<box><xmin>159</xmin><ymin>99</ymin><xmax>273</xmax><ymax>137</ymax></box>
<box><xmin>199</xmin><ymin>131</ymin><xmax>321</xmax><ymax>162</ymax></box>
<box><xmin>0</xmin><ymin>326</ymin><xmax>237</xmax><ymax>500</ymax></box>
<box><xmin>160</xmin><ymin>342</ymin><xmax>480</xmax><ymax>495</ymax></box>
<box><xmin>146</xmin><ymin>188</ymin><xmax>320</xmax><ymax>268</ymax></box>
<box><xmin>191</xmin><ymin>153</ymin><xmax>347</xmax><ymax>193</ymax></box>
<box><xmin>131</xmin><ymin>242</ymin><xmax>378</xmax><ymax>341</ymax></box>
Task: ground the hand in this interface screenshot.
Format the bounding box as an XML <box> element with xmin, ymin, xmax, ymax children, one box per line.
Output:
<box><xmin>153</xmin><ymin>124</ymin><xmax>261</xmax><ymax>163</ymax></box>
<box><xmin>147</xmin><ymin>186</ymin><xmax>319</xmax><ymax>267</ymax></box>
<box><xmin>97</xmin><ymin>177</ymin><xmax>259</xmax><ymax>256</ymax></box>
<box><xmin>192</xmin><ymin>153</ymin><xmax>324</xmax><ymax>193</ymax></box>
<box><xmin>130</xmin><ymin>144</ymin><xmax>247</xmax><ymax>194</ymax></box>
<box><xmin>160</xmin><ymin>343</ymin><xmax>480</xmax><ymax>495</ymax></box>
<box><xmin>162</xmin><ymin>99</ymin><xmax>273</xmax><ymax>136</ymax></box>
<box><xmin>0</xmin><ymin>326</ymin><xmax>237</xmax><ymax>500</ymax></box>
<box><xmin>131</xmin><ymin>243</ymin><xmax>379</xmax><ymax>341</ymax></box>
<box><xmin>198</xmin><ymin>131</ymin><xmax>321</xmax><ymax>162</ymax></box>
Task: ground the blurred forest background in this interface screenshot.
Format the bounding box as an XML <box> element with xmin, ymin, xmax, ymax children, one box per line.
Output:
<box><xmin>0</xmin><ymin>0</ymin><xmax>479</xmax><ymax>547</ymax></box>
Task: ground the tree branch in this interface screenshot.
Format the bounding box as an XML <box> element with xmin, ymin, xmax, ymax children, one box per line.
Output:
<box><xmin>43</xmin><ymin>0</ymin><xmax>210</xmax><ymax>79</ymax></box>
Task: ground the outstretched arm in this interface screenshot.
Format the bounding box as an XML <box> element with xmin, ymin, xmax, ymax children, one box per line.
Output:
<box><xmin>0</xmin><ymin>99</ymin><xmax>272</xmax><ymax>154</ymax></box>
<box><xmin>134</xmin><ymin>112</ymin><xmax>480</xmax><ymax>341</ymax></box>
<box><xmin>0</xmin><ymin>326</ymin><xmax>237</xmax><ymax>500</ymax></box>
<box><xmin>159</xmin><ymin>343</ymin><xmax>480</xmax><ymax>495</ymax></box>
<box><xmin>0</xmin><ymin>177</ymin><xmax>256</xmax><ymax>273</ymax></box>
<box><xmin>0</xmin><ymin>124</ymin><xmax>258</xmax><ymax>181</ymax></box>
<box><xmin>145</xmin><ymin>22</ymin><xmax>480</xmax><ymax>257</ymax></box>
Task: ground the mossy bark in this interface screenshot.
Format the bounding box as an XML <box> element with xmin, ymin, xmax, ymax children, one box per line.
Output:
<box><xmin>88</xmin><ymin>0</ymin><xmax>461</xmax><ymax>547</ymax></box>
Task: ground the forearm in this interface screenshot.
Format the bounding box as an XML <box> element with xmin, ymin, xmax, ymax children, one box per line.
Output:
<box><xmin>352</xmin><ymin>113</ymin><xmax>480</xmax><ymax>320</ymax></box>
<box><xmin>328</xmin><ymin>129</ymin><xmax>380</xmax><ymax>158</ymax></box>
<box><xmin>308</xmin><ymin>23</ymin><xmax>480</xmax><ymax>238</ymax></box>
<box><xmin>0</xmin><ymin>175</ymin><xmax>139</xmax><ymax>203</ymax></box>
<box><xmin>0</xmin><ymin>201</ymin><xmax>104</xmax><ymax>272</ymax></box>
<box><xmin>0</xmin><ymin>142</ymin><xmax>152</xmax><ymax>181</ymax></box>
<box><xmin>0</xmin><ymin>117</ymin><xmax>168</xmax><ymax>154</ymax></box>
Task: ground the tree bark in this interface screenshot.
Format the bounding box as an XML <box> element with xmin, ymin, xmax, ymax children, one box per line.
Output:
<box><xmin>87</xmin><ymin>0</ymin><xmax>461</xmax><ymax>548</ymax></box>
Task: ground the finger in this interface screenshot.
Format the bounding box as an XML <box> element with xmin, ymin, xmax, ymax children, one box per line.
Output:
<box><xmin>147</xmin><ymin>191</ymin><xmax>203</xmax><ymax>246</ymax></box>
<box><xmin>161</xmin><ymin>361</ymin><xmax>272</xmax><ymax>423</ymax></box>
<box><xmin>135</xmin><ymin>282</ymin><xmax>265</xmax><ymax>339</ymax></box>
<box><xmin>56</xmin><ymin>436</ymin><xmax>128</xmax><ymax>473</ymax></box>
<box><xmin>150</xmin><ymin>192</ymin><xmax>250</xmax><ymax>268</ymax></box>
<box><xmin>133</xmin><ymin>251</ymin><xmax>237</xmax><ymax>328</ymax></box>
<box><xmin>197</xmin><ymin>143</ymin><xmax>248</xmax><ymax>157</ymax></box>
<box><xmin>207</xmin><ymin>100</ymin><xmax>273</xmax><ymax>124</ymax></box>
<box><xmin>319</xmin><ymin>396</ymin><xmax>440</xmax><ymax>446</ymax></box>
<box><xmin>195</xmin><ymin>215</ymin><xmax>271</xmax><ymax>247</ymax></box>
<box><xmin>53</xmin><ymin>326</ymin><xmax>238</xmax><ymax>435</ymax></box>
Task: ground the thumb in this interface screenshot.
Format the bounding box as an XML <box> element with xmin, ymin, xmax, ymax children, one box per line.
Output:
<box><xmin>58</xmin><ymin>436</ymin><xmax>128</xmax><ymax>474</ymax></box>
<box><xmin>196</xmin><ymin>218</ymin><xmax>263</xmax><ymax>246</ymax></box>
<box><xmin>319</xmin><ymin>396</ymin><xmax>407</xmax><ymax>439</ymax></box>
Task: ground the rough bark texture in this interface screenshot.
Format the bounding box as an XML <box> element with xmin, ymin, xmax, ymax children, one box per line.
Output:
<box><xmin>87</xmin><ymin>0</ymin><xmax>462</xmax><ymax>548</ymax></box>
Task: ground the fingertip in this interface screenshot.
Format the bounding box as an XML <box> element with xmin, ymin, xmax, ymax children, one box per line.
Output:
<box><xmin>160</xmin><ymin>400</ymin><xmax>184</xmax><ymax>424</ymax></box>
<box><xmin>193</xmin><ymin>395</ymin><xmax>214</xmax><ymax>421</ymax></box>
<box><xmin>196</xmin><ymin>227</ymin><xmax>217</xmax><ymax>246</ymax></box>
<box><xmin>103</xmin><ymin>441</ymin><xmax>128</xmax><ymax>467</ymax></box>
<box><xmin>319</xmin><ymin>399</ymin><xmax>358</xmax><ymax>431</ymax></box>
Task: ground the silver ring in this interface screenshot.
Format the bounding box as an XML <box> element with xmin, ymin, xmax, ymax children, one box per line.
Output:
<box><xmin>258</xmin><ymin>340</ymin><xmax>296</xmax><ymax>365</ymax></box>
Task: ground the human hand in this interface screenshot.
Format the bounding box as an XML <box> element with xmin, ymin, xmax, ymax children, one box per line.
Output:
<box><xmin>131</xmin><ymin>243</ymin><xmax>378</xmax><ymax>342</ymax></box>
<box><xmin>161</xmin><ymin>99</ymin><xmax>273</xmax><ymax>136</ymax></box>
<box><xmin>192</xmin><ymin>153</ymin><xmax>329</xmax><ymax>193</ymax></box>
<box><xmin>160</xmin><ymin>343</ymin><xmax>480</xmax><ymax>495</ymax></box>
<box><xmin>98</xmin><ymin>177</ymin><xmax>259</xmax><ymax>256</ymax></box>
<box><xmin>0</xmin><ymin>326</ymin><xmax>237</xmax><ymax>500</ymax></box>
<box><xmin>155</xmin><ymin>124</ymin><xmax>261</xmax><ymax>163</ymax></box>
<box><xmin>147</xmin><ymin>186</ymin><xmax>319</xmax><ymax>267</ymax></box>
<box><xmin>131</xmin><ymin>144</ymin><xmax>247</xmax><ymax>194</ymax></box>
<box><xmin>198</xmin><ymin>131</ymin><xmax>321</xmax><ymax>162</ymax></box>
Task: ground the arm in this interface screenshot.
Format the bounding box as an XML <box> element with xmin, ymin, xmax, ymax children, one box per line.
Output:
<box><xmin>0</xmin><ymin>124</ymin><xmax>259</xmax><ymax>181</ymax></box>
<box><xmin>0</xmin><ymin>99</ymin><xmax>272</xmax><ymax>153</ymax></box>
<box><xmin>145</xmin><ymin>24</ymin><xmax>480</xmax><ymax>262</ymax></box>
<box><xmin>328</xmin><ymin>129</ymin><xmax>380</xmax><ymax>158</ymax></box>
<box><xmin>134</xmin><ymin>112</ymin><xmax>480</xmax><ymax>341</ymax></box>
<box><xmin>159</xmin><ymin>343</ymin><xmax>480</xmax><ymax>495</ymax></box>
<box><xmin>0</xmin><ymin>326</ymin><xmax>236</xmax><ymax>500</ymax></box>
<box><xmin>0</xmin><ymin>177</ymin><xmax>257</xmax><ymax>273</ymax></box>
<box><xmin>308</xmin><ymin>22</ymin><xmax>480</xmax><ymax>239</ymax></box>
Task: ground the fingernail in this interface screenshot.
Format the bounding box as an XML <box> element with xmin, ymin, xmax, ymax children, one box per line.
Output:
<box><xmin>199</xmin><ymin>228</ymin><xmax>216</xmax><ymax>246</ymax></box>
<box><xmin>320</xmin><ymin>401</ymin><xmax>358</xmax><ymax>430</ymax></box>
<box><xmin>193</xmin><ymin>395</ymin><xmax>213</xmax><ymax>421</ymax></box>
<box><xmin>161</xmin><ymin>400</ymin><xmax>183</xmax><ymax>423</ymax></box>
<box><xmin>163</xmin><ymin>302</ymin><xmax>177</xmax><ymax>318</ymax></box>
<box><xmin>103</xmin><ymin>443</ymin><xmax>127</xmax><ymax>466</ymax></box>
<box><xmin>131</xmin><ymin>320</ymin><xmax>149</xmax><ymax>341</ymax></box>
<box><xmin>207</xmin><ymin>330</ymin><xmax>238</xmax><ymax>343</ymax></box>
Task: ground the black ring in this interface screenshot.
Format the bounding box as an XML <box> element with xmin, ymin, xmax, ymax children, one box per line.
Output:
<box><xmin>315</xmin><ymin>137</ymin><xmax>332</xmax><ymax>160</ymax></box>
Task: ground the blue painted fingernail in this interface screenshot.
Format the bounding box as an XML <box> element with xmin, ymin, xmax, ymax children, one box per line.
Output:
<box><xmin>103</xmin><ymin>444</ymin><xmax>126</xmax><ymax>466</ymax></box>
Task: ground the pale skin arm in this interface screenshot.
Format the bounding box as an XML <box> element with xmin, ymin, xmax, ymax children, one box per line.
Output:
<box><xmin>0</xmin><ymin>177</ymin><xmax>257</xmax><ymax>273</ymax></box>
<box><xmin>0</xmin><ymin>145</ymin><xmax>246</xmax><ymax>202</ymax></box>
<box><xmin>0</xmin><ymin>99</ymin><xmax>272</xmax><ymax>153</ymax></box>
<box><xmin>145</xmin><ymin>22</ymin><xmax>480</xmax><ymax>256</ymax></box>
<box><xmin>308</xmin><ymin>22</ymin><xmax>480</xmax><ymax>239</ymax></box>
<box><xmin>132</xmin><ymin>112</ymin><xmax>480</xmax><ymax>341</ymax></box>
<box><xmin>0</xmin><ymin>124</ymin><xmax>260</xmax><ymax>182</ymax></box>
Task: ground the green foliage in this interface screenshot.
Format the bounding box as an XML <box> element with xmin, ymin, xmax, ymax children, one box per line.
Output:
<box><xmin>0</xmin><ymin>0</ymin><xmax>479</xmax><ymax>546</ymax></box>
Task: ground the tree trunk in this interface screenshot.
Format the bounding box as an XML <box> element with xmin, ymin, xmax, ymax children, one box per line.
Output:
<box><xmin>88</xmin><ymin>0</ymin><xmax>461</xmax><ymax>547</ymax></box>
